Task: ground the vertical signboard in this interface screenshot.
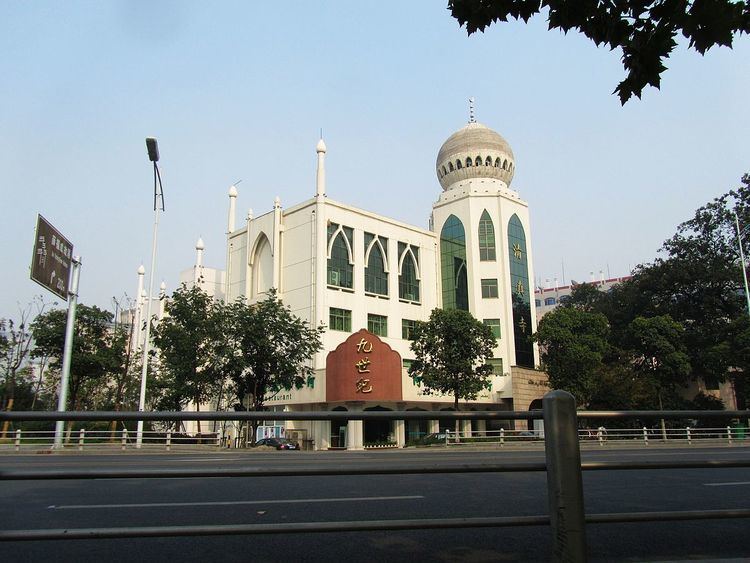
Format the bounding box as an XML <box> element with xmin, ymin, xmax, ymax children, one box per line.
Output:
<box><xmin>30</xmin><ymin>215</ymin><xmax>74</xmax><ymax>300</ymax></box>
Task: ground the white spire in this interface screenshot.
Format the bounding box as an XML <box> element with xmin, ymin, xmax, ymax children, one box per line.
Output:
<box><xmin>469</xmin><ymin>97</ymin><xmax>476</xmax><ymax>123</ymax></box>
<box><xmin>227</xmin><ymin>185</ymin><xmax>238</xmax><ymax>234</ymax></box>
<box><xmin>195</xmin><ymin>237</ymin><xmax>205</xmax><ymax>268</ymax></box>
<box><xmin>316</xmin><ymin>137</ymin><xmax>327</xmax><ymax>197</ymax></box>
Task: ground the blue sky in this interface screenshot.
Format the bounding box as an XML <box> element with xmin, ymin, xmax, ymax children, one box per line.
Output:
<box><xmin>1</xmin><ymin>1</ymin><xmax>748</xmax><ymax>319</ymax></box>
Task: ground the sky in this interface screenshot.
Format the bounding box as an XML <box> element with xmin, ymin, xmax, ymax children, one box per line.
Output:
<box><xmin>1</xmin><ymin>1</ymin><xmax>748</xmax><ymax>320</ymax></box>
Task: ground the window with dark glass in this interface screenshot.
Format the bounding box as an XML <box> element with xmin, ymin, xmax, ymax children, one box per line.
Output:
<box><xmin>329</xmin><ymin>307</ymin><xmax>351</xmax><ymax>332</ymax></box>
<box><xmin>440</xmin><ymin>215</ymin><xmax>468</xmax><ymax>310</ymax></box>
<box><xmin>483</xmin><ymin>319</ymin><xmax>501</xmax><ymax>339</ymax></box>
<box><xmin>481</xmin><ymin>278</ymin><xmax>499</xmax><ymax>298</ymax></box>
<box><xmin>402</xmin><ymin>319</ymin><xmax>418</xmax><ymax>340</ymax></box>
<box><xmin>544</xmin><ymin>297</ymin><xmax>556</xmax><ymax>306</ymax></box>
<box><xmin>364</xmin><ymin>233</ymin><xmax>388</xmax><ymax>296</ymax></box>
<box><xmin>367</xmin><ymin>313</ymin><xmax>387</xmax><ymax>337</ymax></box>
<box><xmin>398</xmin><ymin>242</ymin><xmax>420</xmax><ymax>302</ymax></box>
<box><xmin>478</xmin><ymin>210</ymin><xmax>496</xmax><ymax>261</ymax></box>
<box><xmin>327</xmin><ymin>223</ymin><xmax>353</xmax><ymax>289</ymax></box>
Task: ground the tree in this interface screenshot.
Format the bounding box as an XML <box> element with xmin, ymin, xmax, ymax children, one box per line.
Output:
<box><xmin>534</xmin><ymin>306</ymin><xmax>610</xmax><ymax>407</ymax></box>
<box><xmin>151</xmin><ymin>284</ymin><xmax>228</xmax><ymax>433</ymax></box>
<box><xmin>1</xmin><ymin>298</ymin><xmax>51</xmax><ymax>411</ymax></box>
<box><xmin>226</xmin><ymin>289</ymin><xmax>323</xmax><ymax>441</ymax></box>
<box><xmin>448</xmin><ymin>0</ymin><xmax>750</xmax><ymax>104</ymax></box>
<box><xmin>408</xmin><ymin>308</ymin><xmax>496</xmax><ymax>437</ymax></box>
<box><xmin>30</xmin><ymin>304</ymin><xmax>118</xmax><ymax>414</ymax></box>
<box><xmin>626</xmin><ymin>315</ymin><xmax>692</xmax><ymax>436</ymax></box>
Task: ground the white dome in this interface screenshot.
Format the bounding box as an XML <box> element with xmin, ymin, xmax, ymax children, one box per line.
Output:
<box><xmin>436</xmin><ymin>122</ymin><xmax>515</xmax><ymax>191</ymax></box>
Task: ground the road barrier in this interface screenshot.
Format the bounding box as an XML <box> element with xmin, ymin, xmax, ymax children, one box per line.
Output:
<box><xmin>1</xmin><ymin>390</ymin><xmax>749</xmax><ymax>562</ymax></box>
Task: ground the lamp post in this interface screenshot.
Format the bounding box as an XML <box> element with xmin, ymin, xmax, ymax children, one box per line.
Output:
<box><xmin>734</xmin><ymin>210</ymin><xmax>750</xmax><ymax>318</ymax></box>
<box><xmin>136</xmin><ymin>137</ymin><xmax>165</xmax><ymax>448</ymax></box>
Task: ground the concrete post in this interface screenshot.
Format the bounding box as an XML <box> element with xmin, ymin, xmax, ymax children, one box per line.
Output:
<box><xmin>15</xmin><ymin>429</ymin><xmax>21</xmax><ymax>452</ymax></box>
<box><xmin>122</xmin><ymin>429</ymin><xmax>128</xmax><ymax>450</ymax></box>
<box><xmin>395</xmin><ymin>420</ymin><xmax>406</xmax><ymax>448</ymax></box>
<box><xmin>543</xmin><ymin>390</ymin><xmax>587</xmax><ymax>562</ymax></box>
<box><xmin>643</xmin><ymin>427</ymin><xmax>648</xmax><ymax>444</ymax></box>
<box><xmin>346</xmin><ymin>420</ymin><xmax>364</xmax><ymax>450</ymax></box>
<box><xmin>686</xmin><ymin>426</ymin><xmax>691</xmax><ymax>445</ymax></box>
<box><xmin>166</xmin><ymin>431</ymin><xmax>172</xmax><ymax>451</ymax></box>
<box><xmin>500</xmin><ymin>427</ymin><xmax>505</xmax><ymax>447</ymax></box>
<box><xmin>78</xmin><ymin>429</ymin><xmax>85</xmax><ymax>451</ymax></box>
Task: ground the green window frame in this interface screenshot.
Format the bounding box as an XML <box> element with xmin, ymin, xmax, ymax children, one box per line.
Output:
<box><xmin>367</xmin><ymin>313</ymin><xmax>387</xmax><ymax>337</ymax></box>
<box><xmin>478</xmin><ymin>210</ymin><xmax>496</xmax><ymax>261</ymax></box>
<box><xmin>329</xmin><ymin>307</ymin><xmax>351</xmax><ymax>332</ymax></box>
<box><xmin>481</xmin><ymin>278</ymin><xmax>499</xmax><ymax>298</ymax></box>
<box><xmin>402</xmin><ymin>319</ymin><xmax>418</xmax><ymax>340</ymax></box>
<box><xmin>364</xmin><ymin>233</ymin><xmax>388</xmax><ymax>296</ymax></box>
<box><xmin>440</xmin><ymin>215</ymin><xmax>469</xmax><ymax>310</ymax></box>
<box><xmin>483</xmin><ymin>318</ymin><xmax>501</xmax><ymax>339</ymax></box>
<box><xmin>398</xmin><ymin>242</ymin><xmax>420</xmax><ymax>302</ymax></box>
<box><xmin>487</xmin><ymin>358</ymin><xmax>504</xmax><ymax>376</ymax></box>
<box><xmin>327</xmin><ymin>223</ymin><xmax>353</xmax><ymax>289</ymax></box>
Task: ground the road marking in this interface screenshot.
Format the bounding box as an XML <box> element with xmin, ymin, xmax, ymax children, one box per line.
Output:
<box><xmin>47</xmin><ymin>495</ymin><xmax>424</xmax><ymax>510</ymax></box>
<box><xmin>704</xmin><ymin>481</ymin><xmax>750</xmax><ymax>487</ymax></box>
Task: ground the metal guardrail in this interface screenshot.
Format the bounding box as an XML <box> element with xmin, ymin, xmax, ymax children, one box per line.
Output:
<box><xmin>1</xmin><ymin>390</ymin><xmax>749</xmax><ymax>562</ymax></box>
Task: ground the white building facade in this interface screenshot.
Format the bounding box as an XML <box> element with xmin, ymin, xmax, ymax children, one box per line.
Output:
<box><xmin>221</xmin><ymin>117</ymin><xmax>547</xmax><ymax>449</ymax></box>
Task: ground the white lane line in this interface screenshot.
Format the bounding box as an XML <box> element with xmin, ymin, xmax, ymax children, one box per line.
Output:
<box><xmin>704</xmin><ymin>481</ymin><xmax>750</xmax><ymax>487</ymax></box>
<box><xmin>47</xmin><ymin>495</ymin><xmax>424</xmax><ymax>510</ymax></box>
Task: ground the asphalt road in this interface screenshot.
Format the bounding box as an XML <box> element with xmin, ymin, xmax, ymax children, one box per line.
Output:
<box><xmin>2</xmin><ymin>446</ymin><xmax>749</xmax><ymax>562</ymax></box>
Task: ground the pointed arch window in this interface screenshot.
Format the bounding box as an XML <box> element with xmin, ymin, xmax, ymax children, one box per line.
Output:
<box><xmin>327</xmin><ymin>222</ymin><xmax>353</xmax><ymax>289</ymax></box>
<box><xmin>365</xmin><ymin>233</ymin><xmax>388</xmax><ymax>296</ymax></box>
<box><xmin>478</xmin><ymin>210</ymin><xmax>496</xmax><ymax>261</ymax></box>
<box><xmin>398</xmin><ymin>242</ymin><xmax>420</xmax><ymax>302</ymax></box>
<box><xmin>508</xmin><ymin>214</ymin><xmax>533</xmax><ymax>367</ymax></box>
<box><xmin>440</xmin><ymin>215</ymin><xmax>468</xmax><ymax>310</ymax></box>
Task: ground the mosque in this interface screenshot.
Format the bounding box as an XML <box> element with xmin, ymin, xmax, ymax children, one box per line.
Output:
<box><xmin>181</xmin><ymin>109</ymin><xmax>548</xmax><ymax>449</ymax></box>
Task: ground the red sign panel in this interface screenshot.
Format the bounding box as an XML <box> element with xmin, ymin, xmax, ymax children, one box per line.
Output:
<box><xmin>326</xmin><ymin>329</ymin><xmax>403</xmax><ymax>402</ymax></box>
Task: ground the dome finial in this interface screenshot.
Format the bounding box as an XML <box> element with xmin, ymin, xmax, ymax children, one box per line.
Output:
<box><xmin>469</xmin><ymin>97</ymin><xmax>476</xmax><ymax>123</ymax></box>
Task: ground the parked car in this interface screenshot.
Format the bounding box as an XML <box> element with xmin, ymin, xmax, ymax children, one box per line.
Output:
<box><xmin>255</xmin><ymin>437</ymin><xmax>299</xmax><ymax>450</ymax></box>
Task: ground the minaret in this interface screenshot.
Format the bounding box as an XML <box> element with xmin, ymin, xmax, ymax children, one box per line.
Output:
<box><xmin>227</xmin><ymin>185</ymin><xmax>238</xmax><ymax>234</ymax></box>
<box><xmin>158</xmin><ymin>281</ymin><xmax>167</xmax><ymax>318</ymax></box>
<box><xmin>316</xmin><ymin>138</ymin><xmax>327</xmax><ymax>197</ymax></box>
<box><xmin>225</xmin><ymin>184</ymin><xmax>238</xmax><ymax>301</ymax></box>
<box><xmin>195</xmin><ymin>237</ymin><xmax>205</xmax><ymax>284</ymax></box>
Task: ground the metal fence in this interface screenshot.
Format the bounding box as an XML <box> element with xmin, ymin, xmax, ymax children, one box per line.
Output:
<box><xmin>1</xmin><ymin>390</ymin><xmax>749</xmax><ymax>562</ymax></box>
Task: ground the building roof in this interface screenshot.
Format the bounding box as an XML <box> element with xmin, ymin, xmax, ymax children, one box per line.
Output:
<box><xmin>436</xmin><ymin>122</ymin><xmax>515</xmax><ymax>191</ymax></box>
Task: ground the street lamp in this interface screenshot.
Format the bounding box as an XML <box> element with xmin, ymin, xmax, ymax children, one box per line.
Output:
<box><xmin>136</xmin><ymin>137</ymin><xmax>165</xmax><ymax>448</ymax></box>
<box><xmin>733</xmin><ymin>210</ymin><xmax>750</xmax><ymax>318</ymax></box>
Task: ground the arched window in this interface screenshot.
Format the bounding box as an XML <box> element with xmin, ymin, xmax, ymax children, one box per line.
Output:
<box><xmin>399</xmin><ymin>243</ymin><xmax>420</xmax><ymax>302</ymax></box>
<box><xmin>466</xmin><ymin>157</ymin><xmax>472</xmax><ymax>167</ymax></box>
<box><xmin>448</xmin><ymin>162</ymin><xmax>454</xmax><ymax>172</ymax></box>
<box><xmin>508</xmin><ymin>214</ymin><xmax>533</xmax><ymax>367</ymax></box>
<box><xmin>456</xmin><ymin>160</ymin><xmax>462</xmax><ymax>170</ymax></box>
<box><xmin>475</xmin><ymin>156</ymin><xmax>482</xmax><ymax>166</ymax></box>
<box><xmin>442</xmin><ymin>165</ymin><xmax>448</xmax><ymax>176</ymax></box>
<box><xmin>544</xmin><ymin>297</ymin><xmax>556</xmax><ymax>306</ymax></box>
<box><xmin>478</xmin><ymin>210</ymin><xmax>496</xmax><ymax>261</ymax></box>
<box><xmin>503</xmin><ymin>159</ymin><xmax>508</xmax><ymax>170</ymax></box>
<box><xmin>440</xmin><ymin>215</ymin><xmax>468</xmax><ymax>310</ymax></box>
<box><xmin>494</xmin><ymin>158</ymin><xmax>501</xmax><ymax>167</ymax></box>
<box><xmin>327</xmin><ymin>223</ymin><xmax>353</xmax><ymax>289</ymax></box>
<box><xmin>365</xmin><ymin>234</ymin><xmax>388</xmax><ymax>296</ymax></box>
<box><xmin>251</xmin><ymin>233</ymin><xmax>273</xmax><ymax>298</ymax></box>
<box><xmin>485</xmin><ymin>156</ymin><xmax>492</xmax><ymax>166</ymax></box>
